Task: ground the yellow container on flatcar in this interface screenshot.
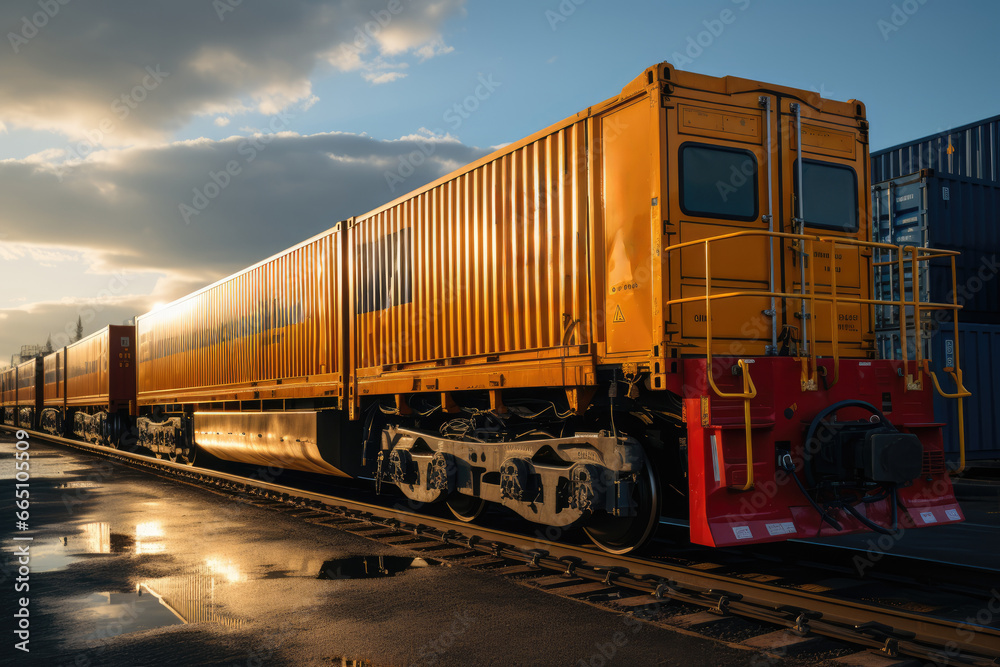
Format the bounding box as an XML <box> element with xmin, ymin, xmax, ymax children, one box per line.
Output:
<box><xmin>61</xmin><ymin>325</ymin><xmax>136</xmax><ymax>412</ymax></box>
<box><xmin>15</xmin><ymin>358</ymin><xmax>43</xmax><ymax>428</ymax></box>
<box><xmin>135</xmin><ymin>224</ymin><xmax>348</xmax><ymax>407</ymax></box>
<box><xmin>0</xmin><ymin>366</ymin><xmax>16</xmax><ymax>425</ymax></box>
<box><xmin>349</xmin><ymin>63</ymin><xmax>872</xmax><ymax>411</ymax></box>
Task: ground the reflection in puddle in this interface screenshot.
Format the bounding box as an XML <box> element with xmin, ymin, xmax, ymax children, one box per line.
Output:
<box><xmin>76</xmin><ymin>585</ymin><xmax>185</xmax><ymax>642</ymax></box>
<box><xmin>317</xmin><ymin>556</ymin><xmax>435</xmax><ymax>580</ymax></box>
<box><xmin>140</xmin><ymin>565</ymin><xmax>247</xmax><ymax>628</ymax></box>
<box><xmin>82</xmin><ymin>521</ymin><xmax>164</xmax><ymax>555</ymax></box>
<box><xmin>73</xmin><ymin>561</ymin><xmax>252</xmax><ymax>640</ymax></box>
<box><xmin>2</xmin><ymin>521</ymin><xmax>168</xmax><ymax>573</ymax></box>
<box><xmin>6</xmin><ymin>539</ymin><xmax>82</xmax><ymax>573</ymax></box>
<box><xmin>134</xmin><ymin>521</ymin><xmax>165</xmax><ymax>554</ymax></box>
<box><xmin>204</xmin><ymin>557</ymin><xmax>245</xmax><ymax>583</ymax></box>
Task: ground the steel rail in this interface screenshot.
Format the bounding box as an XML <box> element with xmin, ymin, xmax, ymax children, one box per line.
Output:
<box><xmin>6</xmin><ymin>426</ymin><xmax>999</xmax><ymax>664</ymax></box>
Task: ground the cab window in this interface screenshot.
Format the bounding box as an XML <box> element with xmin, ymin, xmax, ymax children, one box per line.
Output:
<box><xmin>680</xmin><ymin>144</ymin><xmax>758</xmax><ymax>221</ymax></box>
<box><xmin>795</xmin><ymin>160</ymin><xmax>858</xmax><ymax>231</ymax></box>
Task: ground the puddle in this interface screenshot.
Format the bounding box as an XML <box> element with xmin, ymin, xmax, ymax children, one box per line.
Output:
<box><xmin>6</xmin><ymin>538</ymin><xmax>88</xmax><ymax>573</ymax></box>
<box><xmin>2</xmin><ymin>521</ymin><xmax>167</xmax><ymax>573</ymax></box>
<box><xmin>75</xmin><ymin>585</ymin><xmax>185</xmax><ymax>641</ymax></box>
<box><xmin>316</xmin><ymin>556</ymin><xmax>436</xmax><ymax>580</ymax></box>
<box><xmin>138</xmin><ymin>567</ymin><xmax>247</xmax><ymax>628</ymax></box>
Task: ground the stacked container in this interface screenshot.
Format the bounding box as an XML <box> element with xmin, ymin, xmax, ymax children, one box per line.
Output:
<box><xmin>872</xmin><ymin>115</ymin><xmax>1000</xmax><ymax>461</ymax></box>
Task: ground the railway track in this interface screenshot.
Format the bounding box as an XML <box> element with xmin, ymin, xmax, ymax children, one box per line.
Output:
<box><xmin>8</xmin><ymin>426</ymin><xmax>1000</xmax><ymax>665</ymax></box>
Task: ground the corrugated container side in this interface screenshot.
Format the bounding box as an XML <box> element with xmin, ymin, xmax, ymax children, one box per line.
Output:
<box><xmin>16</xmin><ymin>358</ymin><xmax>40</xmax><ymax>404</ymax></box>
<box><xmin>925</xmin><ymin>174</ymin><xmax>1000</xmax><ymax>325</ymax></box>
<box><xmin>1</xmin><ymin>367</ymin><xmax>15</xmax><ymax>405</ymax></box>
<box><xmin>351</xmin><ymin>122</ymin><xmax>591</xmax><ymax>374</ymax></box>
<box><xmin>66</xmin><ymin>328</ymin><xmax>109</xmax><ymax>405</ymax></box>
<box><xmin>137</xmin><ymin>225</ymin><xmax>345</xmax><ymax>404</ymax></box>
<box><xmin>931</xmin><ymin>323</ymin><xmax>1000</xmax><ymax>461</ymax></box>
<box><xmin>872</xmin><ymin>171</ymin><xmax>1000</xmax><ymax>325</ymax></box>
<box><xmin>43</xmin><ymin>351</ymin><xmax>62</xmax><ymax>405</ymax></box>
<box><xmin>871</xmin><ymin>114</ymin><xmax>1000</xmax><ymax>185</ymax></box>
<box><xmin>15</xmin><ymin>358</ymin><xmax>43</xmax><ymax>427</ymax></box>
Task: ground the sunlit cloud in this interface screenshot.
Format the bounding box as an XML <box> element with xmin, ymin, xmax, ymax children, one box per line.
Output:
<box><xmin>0</xmin><ymin>129</ymin><xmax>489</xmax><ymax>362</ymax></box>
<box><xmin>0</xmin><ymin>0</ymin><xmax>466</xmax><ymax>143</ymax></box>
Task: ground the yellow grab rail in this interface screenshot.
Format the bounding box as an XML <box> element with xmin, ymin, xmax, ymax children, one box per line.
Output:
<box><xmin>706</xmin><ymin>358</ymin><xmax>757</xmax><ymax>491</ymax></box>
<box><xmin>665</xmin><ymin>229</ymin><xmax>970</xmax><ymax>482</ymax></box>
<box><xmin>704</xmin><ymin>241</ymin><xmax>760</xmax><ymax>491</ymax></box>
<box><xmin>928</xmin><ymin>365</ymin><xmax>971</xmax><ymax>474</ymax></box>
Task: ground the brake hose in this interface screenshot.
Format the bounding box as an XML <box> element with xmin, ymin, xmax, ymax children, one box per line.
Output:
<box><xmin>780</xmin><ymin>454</ymin><xmax>843</xmax><ymax>531</ymax></box>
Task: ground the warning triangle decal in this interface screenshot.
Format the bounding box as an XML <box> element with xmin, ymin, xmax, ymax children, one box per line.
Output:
<box><xmin>612</xmin><ymin>305</ymin><xmax>625</xmax><ymax>323</ymax></box>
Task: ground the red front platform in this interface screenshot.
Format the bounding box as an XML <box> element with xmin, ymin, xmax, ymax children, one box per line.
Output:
<box><xmin>678</xmin><ymin>357</ymin><xmax>963</xmax><ymax>547</ymax></box>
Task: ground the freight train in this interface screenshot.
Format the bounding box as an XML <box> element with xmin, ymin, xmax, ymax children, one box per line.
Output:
<box><xmin>2</xmin><ymin>63</ymin><xmax>971</xmax><ymax>553</ymax></box>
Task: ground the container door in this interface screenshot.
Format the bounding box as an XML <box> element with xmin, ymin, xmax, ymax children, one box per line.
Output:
<box><xmin>665</xmin><ymin>94</ymin><xmax>776</xmax><ymax>356</ymax></box>
<box><xmin>778</xmin><ymin>101</ymin><xmax>871</xmax><ymax>358</ymax></box>
<box><xmin>601</xmin><ymin>98</ymin><xmax>656</xmax><ymax>357</ymax></box>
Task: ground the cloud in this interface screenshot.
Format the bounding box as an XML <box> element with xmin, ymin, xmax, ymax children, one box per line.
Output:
<box><xmin>214</xmin><ymin>117</ymin><xmax>231</xmax><ymax>127</ymax></box>
<box><xmin>0</xmin><ymin>0</ymin><xmax>465</xmax><ymax>144</ymax></box>
<box><xmin>0</xmin><ymin>295</ymin><xmax>149</xmax><ymax>365</ymax></box>
<box><xmin>0</xmin><ymin>130</ymin><xmax>490</xmax><ymax>361</ymax></box>
<box><xmin>414</xmin><ymin>39</ymin><xmax>455</xmax><ymax>62</ymax></box>
<box><xmin>364</xmin><ymin>71</ymin><xmax>408</xmax><ymax>85</ymax></box>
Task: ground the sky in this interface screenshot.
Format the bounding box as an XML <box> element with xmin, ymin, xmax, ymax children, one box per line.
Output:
<box><xmin>1</xmin><ymin>0</ymin><xmax>998</xmax><ymax>364</ymax></box>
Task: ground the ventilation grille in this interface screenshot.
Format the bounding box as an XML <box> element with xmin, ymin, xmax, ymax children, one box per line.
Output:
<box><xmin>921</xmin><ymin>450</ymin><xmax>946</xmax><ymax>476</ymax></box>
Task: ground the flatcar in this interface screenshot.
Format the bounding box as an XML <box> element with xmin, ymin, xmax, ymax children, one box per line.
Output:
<box><xmin>16</xmin><ymin>63</ymin><xmax>971</xmax><ymax>554</ymax></box>
<box><xmin>40</xmin><ymin>325</ymin><xmax>136</xmax><ymax>445</ymax></box>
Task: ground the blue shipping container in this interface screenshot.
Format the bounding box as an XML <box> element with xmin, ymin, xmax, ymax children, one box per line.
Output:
<box><xmin>872</xmin><ymin>114</ymin><xmax>1000</xmax><ymax>186</ymax></box>
<box><xmin>872</xmin><ymin>170</ymin><xmax>1000</xmax><ymax>326</ymax></box>
<box><xmin>931</xmin><ymin>323</ymin><xmax>1000</xmax><ymax>462</ymax></box>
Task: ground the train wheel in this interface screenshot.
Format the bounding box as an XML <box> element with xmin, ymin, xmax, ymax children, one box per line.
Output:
<box><xmin>583</xmin><ymin>462</ymin><xmax>659</xmax><ymax>555</ymax></box>
<box><xmin>446</xmin><ymin>493</ymin><xmax>486</xmax><ymax>523</ymax></box>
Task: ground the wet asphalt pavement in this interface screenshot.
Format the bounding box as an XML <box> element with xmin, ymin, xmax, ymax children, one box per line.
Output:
<box><xmin>0</xmin><ymin>432</ymin><xmax>767</xmax><ymax>667</ymax></box>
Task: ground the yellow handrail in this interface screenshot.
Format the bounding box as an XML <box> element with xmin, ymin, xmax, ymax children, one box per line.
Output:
<box><xmin>704</xmin><ymin>242</ymin><xmax>758</xmax><ymax>491</ymax></box>
<box><xmin>665</xmin><ymin>229</ymin><xmax>970</xmax><ymax>481</ymax></box>
<box><xmin>928</xmin><ymin>368</ymin><xmax>970</xmax><ymax>474</ymax></box>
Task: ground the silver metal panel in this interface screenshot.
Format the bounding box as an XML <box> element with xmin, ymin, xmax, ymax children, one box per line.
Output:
<box><xmin>194</xmin><ymin>411</ymin><xmax>349</xmax><ymax>477</ymax></box>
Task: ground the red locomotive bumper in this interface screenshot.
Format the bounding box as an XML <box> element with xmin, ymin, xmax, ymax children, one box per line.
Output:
<box><xmin>678</xmin><ymin>357</ymin><xmax>963</xmax><ymax>548</ymax></box>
